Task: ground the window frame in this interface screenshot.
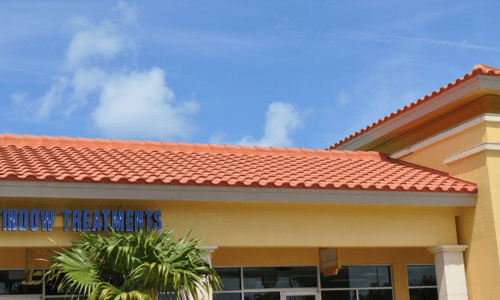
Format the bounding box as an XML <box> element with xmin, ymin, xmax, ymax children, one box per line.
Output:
<box><xmin>0</xmin><ymin>268</ymin><xmax>83</xmax><ymax>300</ymax></box>
<box><xmin>406</xmin><ymin>264</ymin><xmax>438</xmax><ymax>300</ymax></box>
<box><xmin>213</xmin><ymin>264</ymin><xmax>395</xmax><ymax>300</ymax></box>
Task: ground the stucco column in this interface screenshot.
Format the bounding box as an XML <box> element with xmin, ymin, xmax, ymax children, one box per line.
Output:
<box><xmin>428</xmin><ymin>245</ymin><xmax>469</xmax><ymax>300</ymax></box>
<box><xmin>198</xmin><ymin>245</ymin><xmax>218</xmax><ymax>300</ymax></box>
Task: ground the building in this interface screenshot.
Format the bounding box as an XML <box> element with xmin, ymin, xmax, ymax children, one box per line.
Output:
<box><xmin>1</xmin><ymin>64</ymin><xmax>500</xmax><ymax>300</ymax></box>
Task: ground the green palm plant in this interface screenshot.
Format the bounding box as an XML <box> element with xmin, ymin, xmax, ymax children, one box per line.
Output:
<box><xmin>44</xmin><ymin>229</ymin><xmax>221</xmax><ymax>300</ymax></box>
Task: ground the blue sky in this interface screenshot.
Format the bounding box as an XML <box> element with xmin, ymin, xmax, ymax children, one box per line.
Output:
<box><xmin>1</xmin><ymin>0</ymin><xmax>499</xmax><ymax>149</ymax></box>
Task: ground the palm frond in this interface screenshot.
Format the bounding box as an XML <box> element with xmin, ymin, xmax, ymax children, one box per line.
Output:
<box><xmin>88</xmin><ymin>282</ymin><xmax>152</xmax><ymax>300</ymax></box>
<box><xmin>45</xmin><ymin>247</ymin><xmax>100</xmax><ymax>296</ymax></box>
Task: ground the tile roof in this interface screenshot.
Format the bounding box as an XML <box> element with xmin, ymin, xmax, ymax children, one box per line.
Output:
<box><xmin>330</xmin><ymin>64</ymin><xmax>500</xmax><ymax>150</ymax></box>
<box><xmin>0</xmin><ymin>134</ymin><xmax>476</xmax><ymax>194</ymax></box>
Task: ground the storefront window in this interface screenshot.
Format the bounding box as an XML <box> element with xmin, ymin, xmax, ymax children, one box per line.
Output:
<box><xmin>406</xmin><ymin>265</ymin><xmax>438</xmax><ymax>300</ymax></box>
<box><xmin>218</xmin><ymin>267</ymin><xmax>241</xmax><ymax>291</ymax></box>
<box><xmin>243</xmin><ymin>267</ymin><xmax>317</xmax><ymax>289</ymax></box>
<box><xmin>0</xmin><ymin>270</ymin><xmax>42</xmax><ymax>295</ymax></box>
<box><xmin>244</xmin><ymin>292</ymin><xmax>280</xmax><ymax>300</ymax></box>
<box><xmin>214</xmin><ymin>265</ymin><xmax>393</xmax><ymax>300</ymax></box>
<box><xmin>320</xmin><ymin>266</ymin><xmax>391</xmax><ymax>289</ymax></box>
<box><xmin>320</xmin><ymin>266</ymin><xmax>393</xmax><ymax>300</ymax></box>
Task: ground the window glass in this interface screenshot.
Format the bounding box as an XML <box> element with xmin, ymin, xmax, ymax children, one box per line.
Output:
<box><xmin>0</xmin><ymin>270</ymin><xmax>42</xmax><ymax>295</ymax></box>
<box><xmin>243</xmin><ymin>267</ymin><xmax>317</xmax><ymax>289</ymax></box>
<box><xmin>244</xmin><ymin>292</ymin><xmax>280</xmax><ymax>300</ymax></box>
<box><xmin>358</xmin><ymin>289</ymin><xmax>393</xmax><ymax>300</ymax></box>
<box><xmin>213</xmin><ymin>293</ymin><xmax>242</xmax><ymax>300</ymax></box>
<box><xmin>286</xmin><ymin>295</ymin><xmax>316</xmax><ymax>300</ymax></box>
<box><xmin>320</xmin><ymin>266</ymin><xmax>391</xmax><ymax>288</ymax></box>
<box><xmin>407</xmin><ymin>265</ymin><xmax>437</xmax><ymax>286</ymax></box>
<box><xmin>215</xmin><ymin>268</ymin><xmax>241</xmax><ymax>291</ymax></box>
<box><xmin>321</xmin><ymin>290</ymin><xmax>356</xmax><ymax>300</ymax></box>
<box><xmin>408</xmin><ymin>288</ymin><xmax>438</xmax><ymax>300</ymax></box>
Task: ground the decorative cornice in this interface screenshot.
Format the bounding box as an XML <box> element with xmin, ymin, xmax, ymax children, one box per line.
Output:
<box><xmin>391</xmin><ymin>113</ymin><xmax>500</xmax><ymax>159</ymax></box>
<box><xmin>428</xmin><ymin>245</ymin><xmax>468</xmax><ymax>253</ymax></box>
<box><xmin>444</xmin><ymin>142</ymin><xmax>500</xmax><ymax>164</ymax></box>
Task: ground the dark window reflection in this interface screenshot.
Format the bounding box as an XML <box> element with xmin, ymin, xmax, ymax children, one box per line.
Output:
<box><xmin>158</xmin><ymin>294</ymin><xmax>177</xmax><ymax>300</ymax></box>
<box><xmin>321</xmin><ymin>290</ymin><xmax>356</xmax><ymax>300</ymax></box>
<box><xmin>409</xmin><ymin>288</ymin><xmax>438</xmax><ymax>300</ymax></box>
<box><xmin>243</xmin><ymin>267</ymin><xmax>317</xmax><ymax>289</ymax></box>
<box><xmin>358</xmin><ymin>289</ymin><xmax>393</xmax><ymax>300</ymax></box>
<box><xmin>286</xmin><ymin>295</ymin><xmax>316</xmax><ymax>300</ymax></box>
<box><xmin>213</xmin><ymin>293</ymin><xmax>242</xmax><ymax>300</ymax></box>
<box><xmin>320</xmin><ymin>266</ymin><xmax>391</xmax><ymax>289</ymax></box>
<box><xmin>407</xmin><ymin>265</ymin><xmax>437</xmax><ymax>286</ymax></box>
<box><xmin>214</xmin><ymin>268</ymin><xmax>241</xmax><ymax>291</ymax></box>
<box><xmin>0</xmin><ymin>270</ymin><xmax>42</xmax><ymax>295</ymax></box>
<box><xmin>244</xmin><ymin>292</ymin><xmax>280</xmax><ymax>300</ymax></box>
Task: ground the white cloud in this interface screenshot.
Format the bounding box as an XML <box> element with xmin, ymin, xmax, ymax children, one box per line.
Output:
<box><xmin>36</xmin><ymin>77</ymin><xmax>70</xmax><ymax>119</ymax></box>
<box><xmin>66</xmin><ymin>20</ymin><xmax>129</xmax><ymax>69</ymax></box>
<box><xmin>337</xmin><ymin>91</ymin><xmax>350</xmax><ymax>108</ymax></box>
<box><xmin>92</xmin><ymin>68</ymin><xmax>199</xmax><ymax>140</ymax></box>
<box><xmin>237</xmin><ymin>102</ymin><xmax>303</xmax><ymax>147</ymax></box>
<box><xmin>10</xmin><ymin>1</ymin><xmax>199</xmax><ymax>141</ymax></box>
<box><xmin>209</xmin><ymin>131</ymin><xmax>227</xmax><ymax>144</ymax></box>
<box><xmin>113</xmin><ymin>1</ymin><xmax>137</xmax><ymax>24</ymax></box>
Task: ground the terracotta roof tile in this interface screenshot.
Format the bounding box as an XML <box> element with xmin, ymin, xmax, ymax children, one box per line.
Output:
<box><xmin>0</xmin><ymin>134</ymin><xmax>477</xmax><ymax>194</ymax></box>
<box><xmin>330</xmin><ymin>64</ymin><xmax>500</xmax><ymax>149</ymax></box>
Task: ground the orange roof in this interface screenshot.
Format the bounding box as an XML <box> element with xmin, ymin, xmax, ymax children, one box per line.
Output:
<box><xmin>330</xmin><ymin>64</ymin><xmax>500</xmax><ymax>150</ymax></box>
<box><xmin>0</xmin><ymin>134</ymin><xmax>476</xmax><ymax>193</ymax></box>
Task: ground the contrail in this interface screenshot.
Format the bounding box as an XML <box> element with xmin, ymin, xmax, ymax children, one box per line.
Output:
<box><xmin>346</xmin><ymin>31</ymin><xmax>500</xmax><ymax>52</ymax></box>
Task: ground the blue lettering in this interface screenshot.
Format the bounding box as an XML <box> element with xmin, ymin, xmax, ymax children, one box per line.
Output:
<box><xmin>101</xmin><ymin>210</ymin><xmax>109</xmax><ymax>231</ymax></box>
<box><xmin>134</xmin><ymin>211</ymin><xmax>143</xmax><ymax>231</ymax></box>
<box><xmin>19</xmin><ymin>209</ymin><xmax>28</xmax><ymax>231</ymax></box>
<box><xmin>153</xmin><ymin>210</ymin><xmax>162</xmax><ymax>231</ymax></box>
<box><xmin>102</xmin><ymin>210</ymin><xmax>110</xmax><ymax>231</ymax></box>
<box><xmin>30</xmin><ymin>209</ymin><xmax>39</xmax><ymax>231</ymax></box>
<box><xmin>144</xmin><ymin>210</ymin><xmax>152</xmax><ymax>231</ymax></box>
<box><xmin>2</xmin><ymin>209</ymin><xmax>7</xmax><ymax>230</ymax></box>
<box><xmin>125</xmin><ymin>210</ymin><xmax>133</xmax><ymax>232</ymax></box>
<box><xmin>72</xmin><ymin>210</ymin><xmax>81</xmax><ymax>231</ymax></box>
<box><xmin>92</xmin><ymin>210</ymin><xmax>101</xmax><ymax>231</ymax></box>
<box><xmin>8</xmin><ymin>209</ymin><xmax>17</xmax><ymax>231</ymax></box>
<box><xmin>41</xmin><ymin>210</ymin><xmax>55</xmax><ymax>231</ymax></box>
<box><xmin>61</xmin><ymin>210</ymin><xmax>70</xmax><ymax>231</ymax></box>
<box><xmin>82</xmin><ymin>210</ymin><xmax>91</xmax><ymax>231</ymax></box>
<box><xmin>111</xmin><ymin>210</ymin><xmax>124</xmax><ymax>231</ymax></box>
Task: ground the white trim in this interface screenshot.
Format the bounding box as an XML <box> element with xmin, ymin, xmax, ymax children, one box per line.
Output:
<box><xmin>0</xmin><ymin>181</ymin><xmax>476</xmax><ymax>206</ymax></box>
<box><xmin>335</xmin><ymin>75</ymin><xmax>500</xmax><ymax>151</ymax></box>
<box><xmin>427</xmin><ymin>245</ymin><xmax>468</xmax><ymax>254</ymax></box>
<box><xmin>444</xmin><ymin>142</ymin><xmax>500</xmax><ymax>164</ymax></box>
<box><xmin>200</xmin><ymin>245</ymin><xmax>218</xmax><ymax>252</ymax></box>
<box><xmin>391</xmin><ymin>113</ymin><xmax>500</xmax><ymax>159</ymax></box>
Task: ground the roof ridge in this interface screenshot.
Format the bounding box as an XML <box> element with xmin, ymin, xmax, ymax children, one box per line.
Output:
<box><xmin>330</xmin><ymin>64</ymin><xmax>500</xmax><ymax>149</ymax></box>
<box><xmin>0</xmin><ymin>133</ymin><xmax>387</xmax><ymax>160</ymax></box>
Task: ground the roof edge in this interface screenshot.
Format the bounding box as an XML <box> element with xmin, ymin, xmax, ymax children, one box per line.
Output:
<box><xmin>0</xmin><ymin>133</ymin><xmax>387</xmax><ymax>160</ymax></box>
<box><xmin>0</xmin><ymin>180</ymin><xmax>478</xmax><ymax>204</ymax></box>
<box><xmin>329</xmin><ymin>64</ymin><xmax>500</xmax><ymax>150</ymax></box>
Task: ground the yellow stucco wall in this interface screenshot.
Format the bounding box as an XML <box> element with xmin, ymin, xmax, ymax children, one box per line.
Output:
<box><xmin>0</xmin><ymin>198</ymin><xmax>458</xmax><ymax>248</ymax></box>
<box><xmin>369</xmin><ymin>101</ymin><xmax>500</xmax><ymax>299</ymax></box>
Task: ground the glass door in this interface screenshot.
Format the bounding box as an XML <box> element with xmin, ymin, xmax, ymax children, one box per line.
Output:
<box><xmin>282</xmin><ymin>291</ymin><xmax>319</xmax><ymax>300</ymax></box>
